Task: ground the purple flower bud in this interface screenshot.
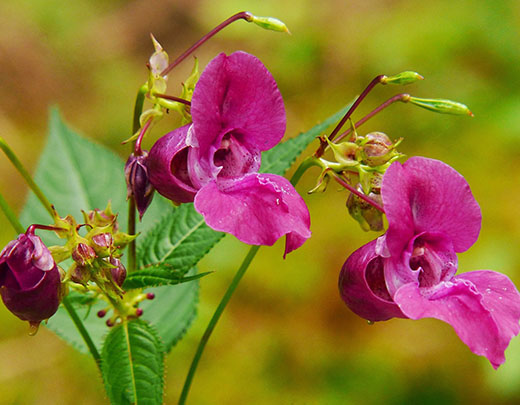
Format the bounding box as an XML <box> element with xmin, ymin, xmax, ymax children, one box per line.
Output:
<box><xmin>72</xmin><ymin>243</ymin><xmax>96</xmax><ymax>267</ymax></box>
<box><xmin>91</xmin><ymin>233</ymin><xmax>113</xmax><ymax>257</ymax></box>
<box><xmin>109</xmin><ymin>257</ymin><xmax>127</xmax><ymax>287</ymax></box>
<box><xmin>125</xmin><ymin>151</ymin><xmax>155</xmax><ymax>219</ymax></box>
<box><xmin>0</xmin><ymin>233</ymin><xmax>62</xmax><ymax>324</ymax></box>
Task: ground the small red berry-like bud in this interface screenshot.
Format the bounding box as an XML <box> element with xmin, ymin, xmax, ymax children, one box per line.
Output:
<box><xmin>146</xmin><ymin>292</ymin><xmax>155</xmax><ymax>300</ymax></box>
<box><xmin>91</xmin><ymin>233</ymin><xmax>113</xmax><ymax>257</ymax></box>
<box><xmin>136</xmin><ymin>308</ymin><xmax>143</xmax><ymax>317</ymax></box>
<box><xmin>125</xmin><ymin>151</ymin><xmax>155</xmax><ymax>220</ymax></box>
<box><xmin>106</xmin><ymin>318</ymin><xmax>115</xmax><ymax>327</ymax></box>
<box><xmin>97</xmin><ymin>309</ymin><xmax>107</xmax><ymax>318</ymax></box>
<box><xmin>109</xmin><ymin>257</ymin><xmax>127</xmax><ymax>287</ymax></box>
<box><xmin>0</xmin><ymin>232</ymin><xmax>62</xmax><ymax>325</ymax></box>
<box><xmin>72</xmin><ymin>243</ymin><xmax>96</xmax><ymax>266</ymax></box>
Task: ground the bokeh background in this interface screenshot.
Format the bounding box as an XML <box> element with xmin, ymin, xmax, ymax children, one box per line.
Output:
<box><xmin>1</xmin><ymin>0</ymin><xmax>520</xmax><ymax>403</ymax></box>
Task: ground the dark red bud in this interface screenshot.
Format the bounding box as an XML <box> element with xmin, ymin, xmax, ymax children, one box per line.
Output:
<box><xmin>72</xmin><ymin>243</ymin><xmax>96</xmax><ymax>266</ymax></box>
<box><xmin>97</xmin><ymin>309</ymin><xmax>107</xmax><ymax>318</ymax></box>
<box><xmin>146</xmin><ymin>292</ymin><xmax>155</xmax><ymax>300</ymax></box>
<box><xmin>125</xmin><ymin>151</ymin><xmax>155</xmax><ymax>220</ymax></box>
<box><xmin>0</xmin><ymin>233</ymin><xmax>61</xmax><ymax>324</ymax></box>
<box><xmin>136</xmin><ymin>308</ymin><xmax>143</xmax><ymax>317</ymax></box>
<box><xmin>106</xmin><ymin>318</ymin><xmax>115</xmax><ymax>327</ymax></box>
<box><xmin>109</xmin><ymin>257</ymin><xmax>127</xmax><ymax>287</ymax></box>
<box><xmin>92</xmin><ymin>233</ymin><xmax>113</xmax><ymax>248</ymax></box>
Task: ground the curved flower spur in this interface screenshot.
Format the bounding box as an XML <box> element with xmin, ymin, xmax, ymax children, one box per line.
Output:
<box><xmin>148</xmin><ymin>51</ymin><xmax>311</xmax><ymax>256</ymax></box>
<box><xmin>339</xmin><ymin>156</ymin><xmax>520</xmax><ymax>368</ymax></box>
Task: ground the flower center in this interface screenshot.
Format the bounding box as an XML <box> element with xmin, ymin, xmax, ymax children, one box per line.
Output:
<box><xmin>213</xmin><ymin>132</ymin><xmax>260</xmax><ymax>179</ymax></box>
<box><xmin>409</xmin><ymin>234</ymin><xmax>457</xmax><ymax>289</ymax></box>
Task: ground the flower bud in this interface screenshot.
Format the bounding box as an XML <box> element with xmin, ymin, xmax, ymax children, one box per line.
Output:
<box><xmin>359</xmin><ymin>132</ymin><xmax>399</xmax><ymax>166</ymax></box>
<box><xmin>0</xmin><ymin>233</ymin><xmax>62</xmax><ymax>325</ymax></box>
<box><xmin>347</xmin><ymin>188</ymin><xmax>384</xmax><ymax>232</ymax></box>
<box><xmin>91</xmin><ymin>233</ymin><xmax>113</xmax><ymax>257</ymax></box>
<box><xmin>245</xmin><ymin>13</ymin><xmax>290</xmax><ymax>34</ymax></box>
<box><xmin>381</xmin><ymin>71</ymin><xmax>424</xmax><ymax>85</ymax></box>
<box><xmin>72</xmin><ymin>243</ymin><xmax>96</xmax><ymax>267</ymax></box>
<box><xmin>408</xmin><ymin>96</ymin><xmax>473</xmax><ymax>116</ymax></box>
<box><xmin>125</xmin><ymin>151</ymin><xmax>155</xmax><ymax>219</ymax></box>
<box><xmin>108</xmin><ymin>257</ymin><xmax>127</xmax><ymax>287</ymax></box>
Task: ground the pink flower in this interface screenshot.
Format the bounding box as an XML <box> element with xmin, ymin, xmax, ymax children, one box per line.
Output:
<box><xmin>339</xmin><ymin>157</ymin><xmax>520</xmax><ymax>368</ymax></box>
<box><xmin>148</xmin><ymin>51</ymin><xmax>310</xmax><ymax>256</ymax></box>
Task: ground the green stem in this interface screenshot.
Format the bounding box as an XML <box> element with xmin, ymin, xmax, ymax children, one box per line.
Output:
<box><xmin>289</xmin><ymin>157</ymin><xmax>321</xmax><ymax>186</ymax></box>
<box><xmin>178</xmin><ymin>245</ymin><xmax>261</xmax><ymax>405</ymax></box>
<box><xmin>62</xmin><ymin>296</ymin><xmax>101</xmax><ymax>367</ymax></box>
<box><xmin>127</xmin><ymin>85</ymin><xmax>147</xmax><ymax>273</ymax></box>
<box><xmin>0</xmin><ymin>190</ymin><xmax>24</xmax><ymax>234</ymax></box>
<box><xmin>178</xmin><ymin>166</ymin><xmax>310</xmax><ymax>404</ymax></box>
<box><xmin>0</xmin><ymin>137</ymin><xmax>54</xmax><ymax>218</ymax></box>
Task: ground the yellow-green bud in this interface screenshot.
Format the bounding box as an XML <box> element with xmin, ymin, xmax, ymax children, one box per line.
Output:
<box><xmin>246</xmin><ymin>13</ymin><xmax>290</xmax><ymax>34</ymax></box>
<box><xmin>381</xmin><ymin>71</ymin><xmax>424</xmax><ymax>85</ymax></box>
<box><xmin>408</xmin><ymin>96</ymin><xmax>473</xmax><ymax>116</ymax></box>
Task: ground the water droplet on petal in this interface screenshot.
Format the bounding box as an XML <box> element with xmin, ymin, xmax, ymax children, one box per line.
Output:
<box><xmin>367</xmin><ymin>320</ymin><xmax>374</xmax><ymax>325</ymax></box>
<box><xmin>498</xmin><ymin>296</ymin><xmax>503</xmax><ymax>300</ymax></box>
<box><xmin>485</xmin><ymin>288</ymin><xmax>492</xmax><ymax>294</ymax></box>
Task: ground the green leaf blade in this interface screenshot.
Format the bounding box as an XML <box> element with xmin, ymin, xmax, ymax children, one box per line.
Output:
<box><xmin>124</xmin><ymin>265</ymin><xmax>211</xmax><ymax>289</ymax></box>
<box><xmin>101</xmin><ymin>320</ymin><xmax>164</xmax><ymax>405</ymax></box>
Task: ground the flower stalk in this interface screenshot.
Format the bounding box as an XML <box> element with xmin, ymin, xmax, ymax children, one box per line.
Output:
<box><xmin>0</xmin><ymin>190</ymin><xmax>24</xmax><ymax>234</ymax></box>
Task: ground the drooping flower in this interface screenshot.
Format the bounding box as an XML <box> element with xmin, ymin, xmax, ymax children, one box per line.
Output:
<box><xmin>148</xmin><ymin>51</ymin><xmax>311</xmax><ymax>256</ymax></box>
<box><xmin>125</xmin><ymin>151</ymin><xmax>155</xmax><ymax>219</ymax></box>
<box><xmin>339</xmin><ymin>156</ymin><xmax>520</xmax><ymax>368</ymax></box>
<box><xmin>0</xmin><ymin>231</ymin><xmax>62</xmax><ymax>326</ymax></box>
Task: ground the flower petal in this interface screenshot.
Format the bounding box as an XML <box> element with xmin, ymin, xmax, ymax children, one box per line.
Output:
<box><xmin>193</xmin><ymin>173</ymin><xmax>310</xmax><ymax>255</ymax></box>
<box><xmin>455</xmin><ymin>270</ymin><xmax>520</xmax><ymax>349</ymax></box>
<box><xmin>394</xmin><ymin>276</ymin><xmax>517</xmax><ymax>368</ymax></box>
<box><xmin>339</xmin><ymin>240</ymin><xmax>405</xmax><ymax>322</ymax></box>
<box><xmin>148</xmin><ymin>125</ymin><xmax>198</xmax><ymax>204</ymax></box>
<box><xmin>190</xmin><ymin>51</ymin><xmax>286</xmax><ymax>154</ymax></box>
<box><xmin>382</xmin><ymin>157</ymin><xmax>481</xmax><ymax>256</ymax></box>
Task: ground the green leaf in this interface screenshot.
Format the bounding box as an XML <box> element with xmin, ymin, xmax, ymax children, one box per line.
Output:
<box><xmin>101</xmin><ymin>320</ymin><xmax>164</xmax><ymax>405</ymax></box>
<box><xmin>260</xmin><ymin>103</ymin><xmax>352</xmax><ymax>175</ymax></box>
<box><xmin>137</xmin><ymin>203</ymin><xmax>225</xmax><ymax>271</ymax></box>
<box><xmin>124</xmin><ymin>264</ymin><xmax>212</xmax><ymax>289</ymax></box>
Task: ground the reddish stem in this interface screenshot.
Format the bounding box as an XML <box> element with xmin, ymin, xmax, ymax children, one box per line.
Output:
<box><xmin>154</xmin><ymin>93</ymin><xmax>191</xmax><ymax>106</ymax></box>
<box><xmin>335</xmin><ymin>93</ymin><xmax>411</xmax><ymax>143</ymax></box>
<box><xmin>161</xmin><ymin>11</ymin><xmax>252</xmax><ymax>77</ymax></box>
<box><xmin>330</xmin><ymin>172</ymin><xmax>385</xmax><ymax>213</ymax></box>
<box><xmin>26</xmin><ymin>224</ymin><xmax>66</xmax><ymax>235</ymax></box>
<box><xmin>134</xmin><ymin>118</ymin><xmax>153</xmax><ymax>156</ymax></box>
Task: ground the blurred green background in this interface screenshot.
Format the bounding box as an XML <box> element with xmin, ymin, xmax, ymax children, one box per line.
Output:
<box><xmin>1</xmin><ymin>0</ymin><xmax>519</xmax><ymax>403</ymax></box>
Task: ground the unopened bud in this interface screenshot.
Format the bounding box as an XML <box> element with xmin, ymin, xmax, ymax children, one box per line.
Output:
<box><xmin>106</xmin><ymin>318</ymin><xmax>115</xmax><ymax>327</ymax></box>
<box><xmin>135</xmin><ymin>308</ymin><xmax>143</xmax><ymax>317</ymax></box>
<box><xmin>381</xmin><ymin>71</ymin><xmax>424</xmax><ymax>85</ymax></box>
<box><xmin>125</xmin><ymin>152</ymin><xmax>155</xmax><ymax>220</ymax></box>
<box><xmin>97</xmin><ymin>309</ymin><xmax>107</xmax><ymax>318</ymax></box>
<box><xmin>408</xmin><ymin>96</ymin><xmax>473</xmax><ymax>116</ymax></box>
<box><xmin>70</xmin><ymin>265</ymin><xmax>91</xmax><ymax>286</ymax></box>
<box><xmin>91</xmin><ymin>233</ymin><xmax>113</xmax><ymax>257</ymax></box>
<box><xmin>72</xmin><ymin>243</ymin><xmax>96</xmax><ymax>267</ymax></box>
<box><xmin>245</xmin><ymin>13</ymin><xmax>290</xmax><ymax>34</ymax></box>
<box><xmin>347</xmin><ymin>188</ymin><xmax>384</xmax><ymax>232</ymax></box>
<box><xmin>146</xmin><ymin>292</ymin><xmax>155</xmax><ymax>300</ymax></box>
<box><xmin>359</xmin><ymin>132</ymin><xmax>400</xmax><ymax>166</ymax></box>
<box><xmin>109</xmin><ymin>257</ymin><xmax>127</xmax><ymax>287</ymax></box>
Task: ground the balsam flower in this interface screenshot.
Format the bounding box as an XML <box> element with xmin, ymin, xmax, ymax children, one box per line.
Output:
<box><xmin>339</xmin><ymin>157</ymin><xmax>520</xmax><ymax>368</ymax></box>
<box><xmin>0</xmin><ymin>232</ymin><xmax>62</xmax><ymax>326</ymax></box>
<box><xmin>148</xmin><ymin>51</ymin><xmax>311</xmax><ymax>255</ymax></box>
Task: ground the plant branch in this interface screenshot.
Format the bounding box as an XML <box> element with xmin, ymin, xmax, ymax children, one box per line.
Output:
<box><xmin>0</xmin><ymin>190</ymin><xmax>24</xmax><ymax>234</ymax></box>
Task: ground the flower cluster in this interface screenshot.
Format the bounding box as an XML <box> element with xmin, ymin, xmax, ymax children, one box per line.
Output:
<box><xmin>339</xmin><ymin>156</ymin><xmax>520</xmax><ymax>368</ymax></box>
<box><xmin>147</xmin><ymin>51</ymin><xmax>311</xmax><ymax>256</ymax></box>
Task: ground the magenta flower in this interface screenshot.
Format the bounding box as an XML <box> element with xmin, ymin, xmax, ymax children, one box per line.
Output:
<box><xmin>148</xmin><ymin>51</ymin><xmax>311</xmax><ymax>255</ymax></box>
<box><xmin>0</xmin><ymin>232</ymin><xmax>62</xmax><ymax>326</ymax></box>
<box><xmin>339</xmin><ymin>157</ymin><xmax>520</xmax><ymax>368</ymax></box>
